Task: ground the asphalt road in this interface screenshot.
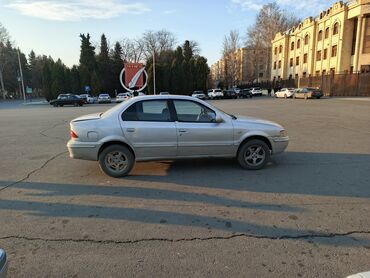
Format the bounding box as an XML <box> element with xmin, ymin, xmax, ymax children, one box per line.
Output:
<box><xmin>0</xmin><ymin>97</ymin><xmax>370</xmax><ymax>277</ymax></box>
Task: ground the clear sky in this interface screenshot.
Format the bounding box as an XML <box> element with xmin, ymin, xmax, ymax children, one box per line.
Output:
<box><xmin>1</xmin><ymin>0</ymin><xmax>337</xmax><ymax>67</ymax></box>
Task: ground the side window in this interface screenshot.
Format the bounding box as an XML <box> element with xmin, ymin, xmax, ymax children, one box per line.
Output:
<box><xmin>173</xmin><ymin>100</ymin><xmax>216</xmax><ymax>123</ymax></box>
<box><xmin>122</xmin><ymin>100</ymin><xmax>171</xmax><ymax>122</ymax></box>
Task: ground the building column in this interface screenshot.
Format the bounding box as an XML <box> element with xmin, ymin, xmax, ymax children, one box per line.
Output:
<box><xmin>353</xmin><ymin>15</ymin><xmax>364</xmax><ymax>72</ymax></box>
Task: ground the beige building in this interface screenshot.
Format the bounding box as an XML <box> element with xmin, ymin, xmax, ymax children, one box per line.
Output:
<box><xmin>271</xmin><ymin>0</ymin><xmax>370</xmax><ymax>81</ymax></box>
<box><xmin>210</xmin><ymin>47</ymin><xmax>270</xmax><ymax>87</ymax></box>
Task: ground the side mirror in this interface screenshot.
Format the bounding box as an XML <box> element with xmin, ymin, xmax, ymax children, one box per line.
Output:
<box><xmin>214</xmin><ymin>114</ymin><xmax>223</xmax><ymax>123</ymax></box>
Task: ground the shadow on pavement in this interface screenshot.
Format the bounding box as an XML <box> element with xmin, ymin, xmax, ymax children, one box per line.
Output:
<box><xmin>127</xmin><ymin>152</ymin><xmax>370</xmax><ymax>198</ymax></box>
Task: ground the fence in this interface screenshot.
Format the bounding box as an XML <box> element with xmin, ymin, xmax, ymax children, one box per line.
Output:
<box><xmin>275</xmin><ymin>72</ymin><xmax>370</xmax><ymax>97</ymax></box>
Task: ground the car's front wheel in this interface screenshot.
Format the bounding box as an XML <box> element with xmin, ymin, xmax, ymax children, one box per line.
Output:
<box><xmin>98</xmin><ymin>144</ymin><xmax>135</xmax><ymax>177</ymax></box>
<box><xmin>237</xmin><ymin>139</ymin><xmax>270</xmax><ymax>170</ymax></box>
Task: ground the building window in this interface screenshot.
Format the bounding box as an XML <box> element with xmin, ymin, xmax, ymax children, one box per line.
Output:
<box><xmin>279</xmin><ymin>45</ymin><xmax>283</xmax><ymax>53</ymax></box>
<box><xmin>273</xmin><ymin>61</ymin><xmax>277</xmax><ymax>70</ymax></box>
<box><xmin>296</xmin><ymin>56</ymin><xmax>300</xmax><ymax>65</ymax></box>
<box><xmin>274</xmin><ymin>47</ymin><xmax>277</xmax><ymax>55</ymax></box>
<box><xmin>291</xmin><ymin>41</ymin><xmax>294</xmax><ymax>50</ymax></box>
<box><xmin>259</xmin><ymin>72</ymin><xmax>264</xmax><ymax>77</ymax></box>
<box><xmin>363</xmin><ymin>16</ymin><xmax>370</xmax><ymax>53</ymax></box>
<box><xmin>325</xmin><ymin>27</ymin><xmax>330</xmax><ymax>39</ymax></box>
<box><xmin>303</xmin><ymin>53</ymin><xmax>308</xmax><ymax>63</ymax></box>
<box><xmin>332</xmin><ymin>45</ymin><xmax>337</xmax><ymax>57</ymax></box>
<box><xmin>290</xmin><ymin>58</ymin><xmax>293</xmax><ymax>67</ymax></box>
<box><xmin>278</xmin><ymin>60</ymin><xmax>282</xmax><ymax>68</ymax></box>
<box><xmin>316</xmin><ymin>50</ymin><xmax>321</xmax><ymax>61</ymax></box>
<box><xmin>303</xmin><ymin>72</ymin><xmax>307</xmax><ymax>77</ymax></box>
<box><xmin>304</xmin><ymin>34</ymin><xmax>309</xmax><ymax>45</ymax></box>
<box><xmin>323</xmin><ymin>48</ymin><xmax>328</xmax><ymax>59</ymax></box>
<box><xmin>318</xmin><ymin>30</ymin><xmax>323</xmax><ymax>41</ymax></box>
<box><xmin>297</xmin><ymin>39</ymin><xmax>301</xmax><ymax>49</ymax></box>
<box><xmin>322</xmin><ymin>70</ymin><xmax>326</xmax><ymax>75</ymax></box>
<box><xmin>333</xmin><ymin>22</ymin><xmax>339</xmax><ymax>35</ymax></box>
<box><xmin>330</xmin><ymin>68</ymin><xmax>335</xmax><ymax>74</ymax></box>
<box><xmin>316</xmin><ymin>70</ymin><xmax>320</xmax><ymax>76</ymax></box>
<box><xmin>352</xmin><ymin>18</ymin><xmax>358</xmax><ymax>55</ymax></box>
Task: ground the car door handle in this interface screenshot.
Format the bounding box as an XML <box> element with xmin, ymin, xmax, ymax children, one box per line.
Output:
<box><xmin>126</xmin><ymin>128</ymin><xmax>136</xmax><ymax>132</ymax></box>
<box><xmin>178</xmin><ymin>129</ymin><xmax>188</xmax><ymax>133</ymax></box>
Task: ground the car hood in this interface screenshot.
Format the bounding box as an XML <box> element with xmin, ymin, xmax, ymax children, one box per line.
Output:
<box><xmin>72</xmin><ymin>113</ymin><xmax>102</xmax><ymax>122</ymax></box>
<box><xmin>234</xmin><ymin>115</ymin><xmax>283</xmax><ymax>129</ymax></box>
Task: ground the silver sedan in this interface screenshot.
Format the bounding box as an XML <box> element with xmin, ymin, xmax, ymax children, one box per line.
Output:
<box><xmin>67</xmin><ymin>95</ymin><xmax>289</xmax><ymax>177</ymax></box>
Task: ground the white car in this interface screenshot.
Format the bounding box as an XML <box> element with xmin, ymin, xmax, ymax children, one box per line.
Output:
<box><xmin>191</xmin><ymin>91</ymin><xmax>206</xmax><ymax>99</ymax></box>
<box><xmin>207</xmin><ymin>89</ymin><xmax>224</xmax><ymax>99</ymax></box>
<box><xmin>250</xmin><ymin>87</ymin><xmax>263</xmax><ymax>96</ymax></box>
<box><xmin>98</xmin><ymin>94</ymin><xmax>111</xmax><ymax>104</ymax></box>
<box><xmin>79</xmin><ymin>94</ymin><xmax>95</xmax><ymax>104</ymax></box>
<box><xmin>275</xmin><ymin>88</ymin><xmax>296</xmax><ymax>98</ymax></box>
<box><xmin>159</xmin><ymin>92</ymin><xmax>170</xmax><ymax>95</ymax></box>
<box><xmin>116</xmin><ymin>93</ymin><xmax>131</xmax><ymax>103</ymax></box>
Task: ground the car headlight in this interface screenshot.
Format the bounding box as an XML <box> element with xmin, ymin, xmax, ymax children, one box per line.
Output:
<box><xmin>279</xmin><ymin>130</ymin><xmax>288</xmax><ymax>137</ymax></box>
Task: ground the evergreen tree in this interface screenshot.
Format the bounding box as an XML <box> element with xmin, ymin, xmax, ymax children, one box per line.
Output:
<box><xmin>79</xmin><ymin>33</ymin><xmax>96</xmax><ymax>92</ymax></box>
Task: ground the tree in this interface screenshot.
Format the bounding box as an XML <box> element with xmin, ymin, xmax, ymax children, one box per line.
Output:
<box><xmin>142</xmin><ymin>29</ymin><xmax>176</xmax><ymax>58</ymax></box>
<box><xmin>79</xmin><ymin>33</ymin><xmax>96</xmax><ymax>92</ymax></box>
<box><xmin>245</xmin><ymin>2</ymin><xmax>300</xmax><ymax>79</ymax></box>
<box><xmin>222</xmin><ymin>30</ymin><xmax>242</xmax><ymax>87</ymax></box>
<box><xmin>0</xmin><ymin>22</ymin><xmax>10</xmax><ymax>44</ymax></box>
<box><xmin>96</xmin><ymin>33</ymin><xmax>112</xmax><ymax>94</ymax></box>
<box><xmin>110</xmin><ymin>41</ymin><xmax>123</xmax><ymax>93</ymax></box>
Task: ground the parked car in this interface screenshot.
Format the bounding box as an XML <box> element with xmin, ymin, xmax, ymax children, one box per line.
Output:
<box><xmin>294</xmin><ymin>87</ymin><xmax>323</xmax><ymax>99</ymax></box>
<box><xmin>98</xmin><ymin>93</ymin><xmax>112</xmax><ymax>103</ymax></box>
<box><xmin>79</xmin><ymin>94</ymin><xmax>95</xmax><ymax>104</ymax></box>
<box><xmin>238</xmin><ymin>89</ymin><xmax>253</xmax><ymax>98</ymax></box>
<box><xmin>67</xmin><ymin>95</ymin><xmax>289</xmax><ymax>178</ymax></box>
<box><xmin>159</xmin><ymin>92</ymin><xmax>170</xmax><ymax>95</ymax></box>
<box><xmin>0</xmin><ymin>249</ymin><xmax>8</xmax><ymax>278</ymax></box>
<box><xmin>223</xmin><ymin>89</ymin><xmax>238</xmax><ymax>99</ymax></box>
<box><xmin>191</xmin><ymin>91</ymin><xmax>206</xmax><ymax>99</ymax></box>
<box><xmin>207</xmin><ymin>89</ymin><xmax>224</xmax><ymax>99</ymax></box>
<box><xmin>50</xmin><ymin>94</ymin><xmax>84</xmax><ymax>107</ymax></box>
<box><xmin>250</xmin><ymin>87</ymin><xmax>263</xmax><ymax>96</ymax></box>
<box><xmin>116</xmin><ymin>93</ymin><xmax>131</xmax><ymax>103</ymax></box>
<box><xmin>275</xmin><ymin>88</ymin><xmax>296</xmax><ymax>98</ymax></box>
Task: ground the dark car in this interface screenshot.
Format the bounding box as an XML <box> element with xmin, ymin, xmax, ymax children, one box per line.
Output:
<box><xmin>294</xmin><ymin>87</ymin><xmax>323</xmax><ymax>99</ymax></box>
<box><xmin>223</xmin><ymin>89</ymin><xmax>238</xmax><ymax>99</ymax></box>
<box><xmin>50</xmin><ymin>94</ymin><xmax>84</xmax><ymax>107</ymax></box>
<box><xmin>238</xmin><ymin>89</ymin><xmax>252</xmax><ymax>98</ymax></box>
<box><xmin>0</xmin><ymin>249</ymin><xmax>8</xmax><ymax>278</ymax></box>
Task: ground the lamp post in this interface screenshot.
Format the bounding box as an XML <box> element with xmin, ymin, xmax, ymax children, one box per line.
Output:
<box><xmin>17</xmin><ymin>49</ymin><xmax>26</xmax><ymax>102</ymax></box>
<box><xmin>152</xmin><ymin>50</ymin><xmax>156</xmax><ymax>95</ymax></box>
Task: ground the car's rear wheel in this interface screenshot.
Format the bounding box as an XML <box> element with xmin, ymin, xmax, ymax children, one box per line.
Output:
<box><xmin>237</xmin><ymin>139</ymin><xmax>270</xmax><ymax>170</ymax></box>
<box><xmin>99</xmin><ymin>144</ymin><xmax>135</xmax><ymax>177</ymax></box>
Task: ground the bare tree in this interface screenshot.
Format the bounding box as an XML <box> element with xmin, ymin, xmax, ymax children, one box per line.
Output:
<box><xmin>245</xmin><ymin>2</ymin><xmax>300</xmax><ymax>79</ymax></box>
<box><xmin>120</xmin><ymin>37</ymin><xmax>145</xmax><ymax>63</ymax></box>
<box><xmin>222</xmin><ymin>30</ymin><xmax>242</xmax><ymax>87</ymax></box>
<box><xmin>142</xmin><ymin>29</ymin><xmax>176</xmax><ymax>58</ymax></box>
<box><xmin>0</xmin><ymin>22</ymin><xmax>11</xmax><ymax>99</ymax></box>
<box><xmin>0</xmin><ymin>22</ymin><xmax>10</xmax><ymax>44</ymax></box>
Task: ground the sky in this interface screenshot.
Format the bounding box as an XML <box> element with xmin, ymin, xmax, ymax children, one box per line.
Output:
<box><xmin>0</xmin><ymin>0</ymin><xmax>338</xmax><ymax>67</ymax></box>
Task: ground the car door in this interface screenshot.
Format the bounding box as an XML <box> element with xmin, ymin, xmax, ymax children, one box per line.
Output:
<box><xmin>172</xmin><ymin>99</ymin><xmax>234</xmax><ymax>157</ymax></box>
<box><xmin>120</xmin><ymin>99</ymin><xmax>177</xmax><ymax>159</ymax></box>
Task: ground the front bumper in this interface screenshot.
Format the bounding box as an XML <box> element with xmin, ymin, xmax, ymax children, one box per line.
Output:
<box><xmin>67</xmin><ymin>140</ymin><xmax>100</xmax><ymax>161</ymax></box>
<box><xmin>270</xmin><ymin>136</ymin><xmax>289</xmax><ymax>154</ymax></box>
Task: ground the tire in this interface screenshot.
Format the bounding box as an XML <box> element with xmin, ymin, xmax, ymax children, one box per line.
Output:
<box><xmin>98</xmin><ymin>144</ymin><xmax>135</xmax><ymax>178</ymax></box>
<box><xmin>237</xmin><ymin>139</ymin><xmax>270</xmax><ymax>170</ymax></box>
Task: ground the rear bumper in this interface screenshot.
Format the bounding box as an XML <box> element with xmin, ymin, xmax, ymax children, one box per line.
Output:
<box><xmin>67</xmin><ymin>140</ymin><xmax>100</xmax><ymax>161</ymax></box>
<box><xmin>270</xmin><ymin>137</ymin><xmax>289</xmax><ymax>154</ymax></box>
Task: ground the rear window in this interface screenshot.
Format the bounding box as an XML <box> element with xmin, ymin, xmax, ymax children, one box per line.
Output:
<box><xmin>122</xmin><ymin>100</ymin><xmax>172</xmax><ymax>122</ymax></box>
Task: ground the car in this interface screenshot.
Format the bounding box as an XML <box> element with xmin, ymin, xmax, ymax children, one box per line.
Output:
<box><xmin>191</xmin><ymin>91</ymin><xmax>206</xmax><ymax>100</ymax></box>
<box><xmin>238</xmin><ymin>89</ymin><xmax>253</xmax><ymax>98</ymax></box>
<box><xmin>223</xmin><ymin>89</ymin><xmax>238</xmax><ymax>99</ymax></box>
<box><xmin>67</xmin><ymin>95</ymin><xmax>289</xmax><ymax>178</ymax></box>
<box><xmin>159</xmin><ymin>92</ymin><xmax>170</xmax><ymax>95</ymax></box>
<box><xmin>275</xmin><ymin>88</ymin><xmax>296</xmax><ymax>98</ymax></box>
<box><xmin>207</xmin><ymin>89</ymin><xmax>224</xmax><ymax>99</ymax></box>
<box><xmin>294</xmin><ymin>87</ymin><xmax>323</xmax><ymax>99</ymax></box>
<box><xmin>49</xmin><ymin>94</ymin><xmax>84</xmax><ymax>107</ymax></box>
<box><xmin>98</xmin><ymin>93</ymin><xmax>112</xmax><ymax>103</ymax></box>
<box><xmin>116</xmin><ymin>93</ymin><xmax>131</xmax><ymax>103</ymax></box>
<box><xmin>0</xmin><ymin>249</ymin><xmax>8</xmax><ymax>278</ymax></box>
<box><xmin>79</xmin><ymin>94</ymin><xmax>95</xmax><ymax>104</ymax></box>
<box><xmin>249</xmin><ymin>87</ymin><xmax>263</xmax><ymax>96</ymax></box>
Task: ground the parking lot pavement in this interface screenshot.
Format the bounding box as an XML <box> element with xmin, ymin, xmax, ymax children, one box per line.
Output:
<box><xmin>1</xmin><ymin>97</ymin><xmax>370</xmax><ymax>277</ymax></box>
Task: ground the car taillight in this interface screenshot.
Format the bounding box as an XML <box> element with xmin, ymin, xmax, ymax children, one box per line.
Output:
<box><xmin>71</xmin><ymin>130</ymin><xmax>78</xmax><ymax>139</ymax></box>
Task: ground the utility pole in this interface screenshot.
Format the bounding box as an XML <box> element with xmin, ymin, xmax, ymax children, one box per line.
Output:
<box><xmin>17</xmin><ymin>48</ymin><xmax>26</xmax><ymax>102</ymax></box>
<box><xmin>0</xmin><ymin>67</ymin><xmax>5</xmax><ymax>99</ymax></box>
<box><xmin>153</xmin><ymin>50</ymin><xmax>156</xmax><ymax>95</ymax></box>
